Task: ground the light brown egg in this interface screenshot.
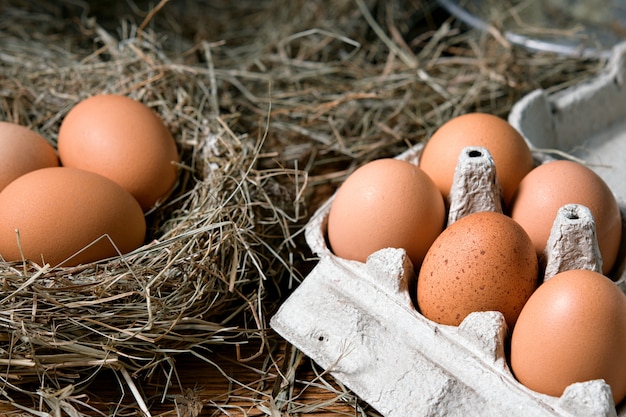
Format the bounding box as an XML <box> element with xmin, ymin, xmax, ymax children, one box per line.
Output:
<box><xmin>510</xmin><ymin>160</ymin><xmax>622</xmax><ymax>275</ymax></box>
<box><xmin>0</xmin><ymin>122</ymin><xmax>59</xmax><ymax>192</ymax></box>
<box><xmin>0</xmin><ymin>167</ymin><xmax>146</xmax><ymax>267</ymax></box>
<box><xmin>327</xmin><ymin>158</ymin><xmax>445</xmax><ymax>269</ymax></box>
<box><xmin>510</xmin><ymin>269</ymin><xmax>626</xmax><ymax>404</ymax></box>
<box><xmin>417</xmin><ymin>211</ymin><xmax>538</xmax><ymax>328</ymax></box>
<box><xmin>419</xmin><ymin>113</ymin><xmax>534</xmax><ymax>208</ymax></box>
<box><xmin>57</xmin><ymin>94</ymin><xmax>179</xmax><ymax>212</ymax></box>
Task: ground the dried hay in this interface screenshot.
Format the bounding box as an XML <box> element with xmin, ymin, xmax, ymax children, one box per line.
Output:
<box><xmin>0</xmin><ymin>0</ymin><xmax>606</xmax><ymax>415</ymax></box>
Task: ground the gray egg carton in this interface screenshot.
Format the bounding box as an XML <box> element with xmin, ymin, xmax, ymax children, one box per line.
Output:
<box><xmin>271</xmin><ymin>42</ymin><xmax>626</xmax><ymax>417</ymax></box>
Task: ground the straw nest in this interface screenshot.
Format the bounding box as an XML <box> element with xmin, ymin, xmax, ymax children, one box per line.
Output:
<box><xmin>0</xmin><ymin>0</ymin><xmax>606</xmax><ymax>415</ymax></box>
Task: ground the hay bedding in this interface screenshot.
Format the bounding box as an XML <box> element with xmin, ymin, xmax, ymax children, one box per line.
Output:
<box><xmin>0</xmin><ymin>0</ymin><xmax>605</xmax><ymax>415</ymax></box>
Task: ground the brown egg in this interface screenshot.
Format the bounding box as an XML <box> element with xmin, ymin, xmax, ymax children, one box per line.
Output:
<box><xmin>419</xmin><ymin>113</ymin><xmax>534</xmax><ymax>208</ymax></box>
<box><xmin>0</xmin><ymin>122</ymin><xmax>59</xmax><ymax>192</ymax></box>
<box><xmin>57</xmin><ymin>94</ymin><xmax>179</xmax><ymax>212</ymax></box>
<box><xmin>510</xmin><ymin>269</ymin><xmax>626</xmax><ymax>404</ymax></box>
<box><xmin>327</xmin><ymin>158</ymin><xmax>445</xmax><ymax>269</ymax></box>
<box><xmin>0</xmin><ymin>167</ymin><xmax>146</xmax><ymax>267</ymax></box>
<box><xmin>417</xmin><ymin>211</ymin><xmax>538</xmax><ymax>328</ymax></box>
<box><xmin>510</xmin><ymin>160</ymin><xmax>622</xmax><ymax>275</ymax></box>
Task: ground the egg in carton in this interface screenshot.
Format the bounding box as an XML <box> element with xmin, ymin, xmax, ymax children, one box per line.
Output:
<box><xmin>271</xmin><ymin>40</ymin><xmax>626</xmax><ymax>417</ymax></box>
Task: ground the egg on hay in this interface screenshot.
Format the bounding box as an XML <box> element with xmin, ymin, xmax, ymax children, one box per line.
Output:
<box><xmin>0</xmin><ymin>167</ymin><xmax>146</xmax><ymax>267</ymax></box>
<box><xmin>0</xmin><ymin>121</ymin><xmax>59</xmax><ymax>192</ymax></box>
<box><xmin>57</xmin><ymin>94</ymin><xmax>180</xmax><ymax>212</ymax></box>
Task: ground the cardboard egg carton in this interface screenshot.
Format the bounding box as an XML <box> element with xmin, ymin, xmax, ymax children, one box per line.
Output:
<box><xmin>271</xmin><ymin>42</ymin><xmax>626</xmax><ymax>417</ymax></box>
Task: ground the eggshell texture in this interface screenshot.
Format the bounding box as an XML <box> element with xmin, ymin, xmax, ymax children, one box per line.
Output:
<box><xmin>510</xmin><ymin>269</ymin><xmax>626</xmax><ymax>404</ymax></box>
<box><xmin>0</xmin><ymin>167</ymin><xmax>146</xmax><ymax>267</ymax></box>
<box><xmin>57</xmin><ymin>94</ymin><xmax>179</xmax><ymax>211</ymax></box>
<box><xmin>0</xmin><ymin>122</ymin><xmax>59</xmax><ymax>192</ymax></box>
<box><xmin>510</xmin><ymin>160</ymin><xmax>622</xmax><ymax>275</ymax></box>
<box><xmin>327</xmin><ymin>158</ymin><xmax>445</xmax><ymax>269</ymax></box>
<box><xmin>417</xmin><ymin>211</ymin><xmax>538</xmax><ymax>328</ymax></box>
<box><xmin>418</xmin><ymin>113</ymin><xmax>534</xmax><ymax>208</ymax></box>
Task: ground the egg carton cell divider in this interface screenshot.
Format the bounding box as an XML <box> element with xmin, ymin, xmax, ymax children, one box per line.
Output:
<box><xmin>271</xmin><ymin>40</ymin><xmax>626</xmax><ymax>417</ymax></box>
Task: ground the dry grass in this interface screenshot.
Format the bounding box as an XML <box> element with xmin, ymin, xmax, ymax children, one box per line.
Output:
<box><xmin>0</xmin><ymin>0</ymin><xmax>607</xmax><ymax>415</ymax></box>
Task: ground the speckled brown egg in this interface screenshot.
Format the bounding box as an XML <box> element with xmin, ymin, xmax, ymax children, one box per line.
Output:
<box><xmin>419</xmin><ymin>113</ymin><xmax>534</xmax><ymax>208</ymax></box>
<box><xmin>510</xmin><ymin>160</ymin><xmax>622</xmax><ymax>275</ymax></box>
<box><xmin>0</xmin><ymin>121</ymin><xmax>59</xmax><ymax>192</ymax></box>
<box><xmin>417</xmin><ymin>211</ymin><xmax>538</xmax><ymax>328</ymax></box>
<box><xmin>511</xmin><ymin>269</ymin><xmax>626</xmax><ymax>404</ymax></box>
<box><xmin>0</xmin><ymin>167</ymin><xmax>146</xmax><ymax>267</ymax></box>
<box><xmin>327</xmin><ymin>158</ymin><xmax>446</xmax><ymax>269</ymax></box>
<box><xmin>57</xmin><ymin>94</ymin><xmax>179</xmax><ymax>212</ymax></box>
